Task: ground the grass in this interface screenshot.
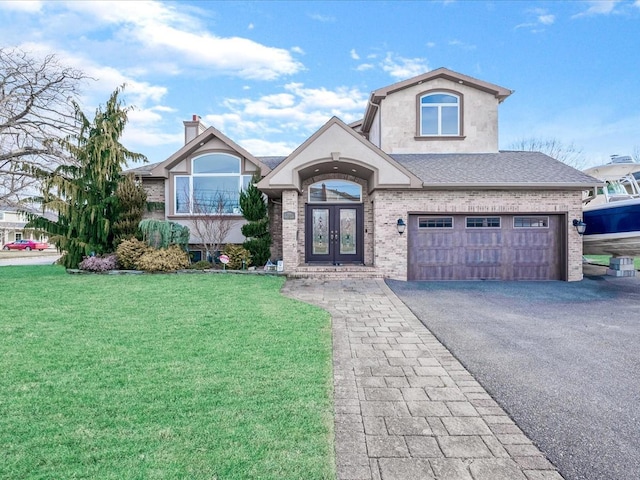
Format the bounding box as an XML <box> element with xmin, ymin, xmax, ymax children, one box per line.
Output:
<box><xmin>0</xmin><ymin>266</ymin><xmax>335</xmax><ymax>480</ymax></box>
<box><xmin>585</xmin><ymin>255</ymin><xmax>640</xmax><ymax>269</ymax></box>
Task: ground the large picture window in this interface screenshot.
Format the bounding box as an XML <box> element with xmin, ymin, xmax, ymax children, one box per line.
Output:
<box><xmin>419</xmin><ymin>92</ymin><xmax>460</xmax><ymax>136</ymax></box>
<box><xmin>175</xmin><ymin>153</ymin><xmax>252</xmax><ymax>214</ymax></box>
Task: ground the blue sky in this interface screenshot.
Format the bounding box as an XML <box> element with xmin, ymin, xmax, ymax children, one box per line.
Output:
<box><xmin>1</xmin><ymin>0</ymin><xmax>639</xmax><ymax>168</ymax></box>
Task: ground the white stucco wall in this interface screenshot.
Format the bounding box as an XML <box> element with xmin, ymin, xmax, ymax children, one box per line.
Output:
<box><xmin>378</xmin><ymin>77</ymin><xmax>501</xmax><ymax>154</ymax></box>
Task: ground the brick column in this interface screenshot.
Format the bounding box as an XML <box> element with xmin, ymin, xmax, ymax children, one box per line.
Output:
<box><xmin>281</xmin><ymin>190</ymin><xmax>300</xmax><ymax>272</ymax></box>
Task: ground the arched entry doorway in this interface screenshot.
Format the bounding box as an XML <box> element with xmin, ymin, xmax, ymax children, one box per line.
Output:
<box><xmin>304</xmin><ymin>180</ymin><xmax>364</xmax><ymax>264</ymax></box>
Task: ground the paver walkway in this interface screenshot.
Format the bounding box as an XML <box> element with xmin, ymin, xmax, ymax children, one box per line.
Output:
<box><xmin>282</xmin><ymin>278</ymin><xmax>563</xmax><ymax>480</ymax></box>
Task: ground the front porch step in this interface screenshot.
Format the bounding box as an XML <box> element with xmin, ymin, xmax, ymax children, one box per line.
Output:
<box><xmin>287</xmin><ymin>265</ymin><xmax>384</xmax><ymax>279</ymax></box>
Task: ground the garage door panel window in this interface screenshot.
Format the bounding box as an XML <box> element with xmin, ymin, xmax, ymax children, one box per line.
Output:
<box><xmin>514</xmin><ymin>216</ymin><xmax>549</xmax><ymax>228</ymax></box>
<box><xmin>466</xmin><ymin>217</ymin><xmax>500</xmax><ymax>228</ymax></box>
<box><xmin>418</xmin><ymin>217</ymin><xmax>453</xmax><ymax>228</ymax></box>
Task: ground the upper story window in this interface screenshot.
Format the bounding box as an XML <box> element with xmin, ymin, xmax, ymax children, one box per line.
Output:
<box><xmin>175</xmin><ymin>153</ymin><xmax>253</xmax><ymax>215</ymax></box>
<box><xmin>419</xmin><ymin>92</ymin><xmax>460</xmax><ymax>136</ymax></box>
<box><xmin>0</xmin><ymin>212</ymin><xmax>4</xmax><ymax>221</ymax></box>
<box><xmin>309</xmin><ymin>180</ymin><xmax>362</xmax><ymax>203</ymax></box>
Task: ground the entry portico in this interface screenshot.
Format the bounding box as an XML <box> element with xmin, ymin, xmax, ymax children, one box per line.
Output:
<box><xmin>257</xmin><ymin>117</ymin><xmax>423</xmax><ymax>277</ymax></box>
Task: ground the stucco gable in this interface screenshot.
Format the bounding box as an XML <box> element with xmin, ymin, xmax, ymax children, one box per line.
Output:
<box><xmin>142</xmin><ymin>126</ymin><xmax>271</xmax><ymax>178</ymax></box>
<box><xmin>362</xmin><ymin>67</ymin><xmax>512</xmax><ymax>134</ymax></box>
<box><xmin>257</xmin><ymin>117</ymin><xmax>422</xmax><ymax>195</ymax></box>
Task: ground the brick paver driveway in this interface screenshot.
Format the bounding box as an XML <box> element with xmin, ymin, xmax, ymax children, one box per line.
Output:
<box><xmin>388</xmin><ymin>273</ymin><xmax>640</xmax><ymax>480</ymax></box>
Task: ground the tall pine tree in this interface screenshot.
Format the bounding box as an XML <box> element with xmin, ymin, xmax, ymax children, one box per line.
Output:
<box><xmin>239</xmin><ymin>172</ymin><xmax>271</xmax><ymax>266</ymax></box>
<box><xmin>26</xmin><ymin>86</ymin><xmax>145</xmax><ymax>268</ymax></box>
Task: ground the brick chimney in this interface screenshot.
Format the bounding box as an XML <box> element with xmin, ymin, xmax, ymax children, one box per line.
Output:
<box><xmin>183</xmin><ymin>114</ymin><xmax>206</xmax><ymax>144</ymax></box>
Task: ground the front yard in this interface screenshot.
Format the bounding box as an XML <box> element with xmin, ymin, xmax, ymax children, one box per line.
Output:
<box><xmin>0</xmin><ymin>266</ymin><xmax>334</xmax><ymax>479</ymax></box>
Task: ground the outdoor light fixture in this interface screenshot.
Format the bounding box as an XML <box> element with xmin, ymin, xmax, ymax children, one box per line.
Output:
<box><xmin>573</xmin><ymin>219</ymin><xmax>587</xmax><ymax>235</ymax></box>
<box><xmin>397</xmin><ymin>218</ymin><xmax>406</xmax><ymax>235</ymax></box>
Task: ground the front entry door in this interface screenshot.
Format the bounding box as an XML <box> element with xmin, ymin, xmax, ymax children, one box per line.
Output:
<box><xmin>305</xmin><ymin>204</ymin><xmax>364</xmax><ymax>264</ymax></box>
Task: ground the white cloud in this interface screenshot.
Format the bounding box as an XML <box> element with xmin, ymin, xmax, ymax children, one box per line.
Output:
<box><xmin>572</xmin><ymin>0</ymin><xmax>621</xmax><ymax>18</ymax></box>
<box><xmin>202</xmin><ymin>83</ymin><xmax>368</xmax><ymax>146</ymax></box>
<box><xmin>381</xmin><ymin>53</ymin><xmax>429</xmax><ymax>79</ymax></box>
<box><xmin>58</xmin><ymin>1</ymin><xmax>303</xmax><ymax>80</ymax></box>
<box><xmin>248</xmin><ymin>22</ymin><xmax>254</xmax><ymax>30</ymax></box>
<box><xmin>356</xmin><ymin>63</ymin><xmax>374</xmax><ymax>71</ymax></box>
<box><xmin>237</xmin><ymin>138</ymin><xmax>295</xmax><ymax>157</ymax></box>
<box><xmin>448</xmin><ymin>39</ymin><xmax>477</xmax><ymax>50</ymax></box>
<box><xmin>538</xmin><ymin>14</ymin><xmax>555</xmax><ymax>25</ymax></box>
<box><xmin>426</xmin><ymin>42</ymin><xmax>436</xmax><ymax>48</ymax></box>
<box><xmin>309</xmin><ymin>13</ymin><xmax>336</xmax><ymax>22</ymax></box>
<box><xmin>350</xmin><ymin>49</ymin><xmax>360</xmax><ymax>60</ymax></box>
<box><xmin>291</xmin><ymin>46</ymin><xmax>305</xmax><ymax>55</ymax></box>
<box><xmin>516</xmin><ymin>8</ymin><xmax>555</xmax><ymax>31</ymax></box>
<box><xmin>0</xmin><ymin>0</ymin><xmax>42</xmax><ymax>12</ymax></box>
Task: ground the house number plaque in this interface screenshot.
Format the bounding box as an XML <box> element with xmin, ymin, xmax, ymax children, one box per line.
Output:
<box><xmin>283</xmin><ymin>211</ymin><xmax>296</xmax><ymax>220</ymax></box>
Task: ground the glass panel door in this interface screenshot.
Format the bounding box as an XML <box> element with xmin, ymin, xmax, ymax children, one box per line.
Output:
<box><xmin>305</xmin><ymin>204</ymin><xmax>363</xmax><ymax>264</ymax></box>
<box><xmin>312</xmin><ymin>208</ymin><xmax>329</xmax><ymax>255</ymax></box>
<box><xmin>339</xmin><ymin>208</ymin><xmax>356</xmax><ymax>255</ymax></box>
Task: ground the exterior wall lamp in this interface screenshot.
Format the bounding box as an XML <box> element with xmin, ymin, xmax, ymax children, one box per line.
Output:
<box><xmin>573</xmin><ymin>219</ymin><xmax>587</xmax><ymax>235</ymax></box>
<box><xmin>397</xmin><ymin>218</ymin><xmax>406</xmax><ymax>235</ymax></box>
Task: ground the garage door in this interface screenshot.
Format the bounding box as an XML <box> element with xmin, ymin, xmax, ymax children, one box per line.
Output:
<box><xmin>408</xmin><ymin>214</ymin><xmax>563</xmax><ymax>280</ymax></box>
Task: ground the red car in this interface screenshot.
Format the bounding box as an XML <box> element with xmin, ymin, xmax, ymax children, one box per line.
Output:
<box><xmin>2</xmin><ymin>240</ymin><xmax>49</xmax><ymax>251</ymax></box>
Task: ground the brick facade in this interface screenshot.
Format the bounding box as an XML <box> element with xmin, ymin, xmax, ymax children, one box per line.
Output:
<box><xmin>370</xmin><ymin>189</ymin><xmax>584</xmax><ymax>281</ymax></box>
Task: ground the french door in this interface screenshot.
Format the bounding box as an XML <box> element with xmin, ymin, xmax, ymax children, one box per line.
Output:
<box><xmin>305</xmin><ymin>204</ymin><xmax>364</xmax><ymax>264</ymax></box>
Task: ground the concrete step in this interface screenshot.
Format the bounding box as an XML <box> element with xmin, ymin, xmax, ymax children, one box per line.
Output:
<box><xmin>287</xmin><ymin>265</ymin><xmax>383</xmax><ymax>279</ymax></box>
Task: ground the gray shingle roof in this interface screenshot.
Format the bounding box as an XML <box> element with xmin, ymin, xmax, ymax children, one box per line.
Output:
<box><xmin>258</xmin><ymin>156</ymin><xmax>287</xmax><ymax>170</ymax></box>
<box><xmin>126</xmin><ymin>161</ymin><xmax>163</xmax><ymax>175</ymax></box>
<box><xmin>390</xmin><ymin>151</ymin><xmax>599</xmax><ymax>187</ymax></box>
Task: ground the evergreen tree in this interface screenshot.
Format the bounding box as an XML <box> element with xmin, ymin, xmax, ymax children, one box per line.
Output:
<box><xmin>112</xmin><ymin>173</ymin><xmax>147</xmax><ymax>243</ymax></box>
<box><xmin>239</xmin><ymin>172</ymin><xmax>271</xmax><ymax>266</ymax></box>
<box><xmin>26</xmin><ymin>86</ymin><xmax>145</xmax><ymax>268</ymax></box>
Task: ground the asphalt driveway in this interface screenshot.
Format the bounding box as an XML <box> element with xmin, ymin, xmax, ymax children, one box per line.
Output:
<box><xmin>387</xmin><ymin>271</ymin><xmax>640</xmax><ymax>480</ymax></box>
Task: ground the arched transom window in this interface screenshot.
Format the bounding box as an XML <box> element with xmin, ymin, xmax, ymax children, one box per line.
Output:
<box><xmin>419</xmin><ymin>92</ymin><xmax>460</xmax><ymax>136</ymax></box>
<box><xmin>175</xmin><ymin>153</ymin><xmax>253</xmax><ymax>214</ymax></box>
<box><xmin>309</xmin><ymin>180</ymin><xmax>362</xmax><ymax>203</ymax></box>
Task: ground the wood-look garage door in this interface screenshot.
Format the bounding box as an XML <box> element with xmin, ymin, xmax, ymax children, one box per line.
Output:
<box><xmin>408</xmin><ymin>214</ymin><xmax>564</xmax><ymax>280</ymax></box>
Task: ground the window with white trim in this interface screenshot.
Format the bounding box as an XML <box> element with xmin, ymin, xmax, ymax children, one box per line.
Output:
<box><xmin>466</xmin><ymin>217</ymin><xmax>500</xmax><ymax>228</ymax></box>
<box><xmin>0</xmin><ymin>212</ymin><xmax>4</xmax><ymax>221</ymax></box>
<box><xmin>514</xmin><ymin>216</ymin><xmax>549</xmax><ymax>228</ymax></box>
<box><xmin>175</xmin><ymin>153</ymin><xmax>253</xmax><ymax>215</ymax></box>
<box><xmin>418</xmin><ymin>217</ymin><xmax>453</xmax><ymax>228</ymax></box>
<box><xmin>420</xmin><ymin>92</ymin><xmax>460</xmax><ymax>136</ymax></box>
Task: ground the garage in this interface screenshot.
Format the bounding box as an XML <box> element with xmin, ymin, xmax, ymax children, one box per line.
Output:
<box><xmin>407</xmin><ymin>214</ymin><xmax>564</xmax><ymax>280</ymax></box>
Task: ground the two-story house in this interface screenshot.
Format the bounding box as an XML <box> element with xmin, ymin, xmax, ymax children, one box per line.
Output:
<box><xmin>0</xmin><ymin>205</ymin><xmax>50</xmax><ymax>246</ymax></box>
<box><xmin>132</xmin><ymin>68</ymin><xmax>599</xmax><ymax>281</ymax></box>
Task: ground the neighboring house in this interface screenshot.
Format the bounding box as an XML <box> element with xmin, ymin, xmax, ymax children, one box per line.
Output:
<box><xmin>0</xmin><ymin>206</ymin><xmax>50</xmax><ymax>246</ymax></box>
<box><xmin>130</xmin><ymin>68</ymin><xmax>600</xmax><ymax>281</ymax></box>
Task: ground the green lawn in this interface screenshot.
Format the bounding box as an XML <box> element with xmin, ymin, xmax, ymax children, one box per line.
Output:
<box><xmin>0</xmin><ymin>266</ymin><xmax>335</xmax><ymax>480</ymax></box>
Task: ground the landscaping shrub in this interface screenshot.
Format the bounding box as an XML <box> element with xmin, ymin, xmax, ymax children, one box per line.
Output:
<box><xmin>116</xmin><ymin>238</ymin><xmax>151</xmax><ymax>270</ymax></box>
<box><xmin>79</xmin><ymin>254</ymin><xmax>118</xmax><ymax>272</ymax></box>
<box><xmin>136</xmin><ymin>244</ymin><xmax>190</xmax><ymax>272</ymax></box>
<box><xmin>223</xmin><ymin>244</ymin><xmax>252</xmax><ymax>270</ymax></box>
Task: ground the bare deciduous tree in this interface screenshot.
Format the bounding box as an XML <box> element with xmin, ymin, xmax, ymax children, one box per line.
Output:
<box><xmin>510</xmin><ymin>137</ymin><xmax>586</xmax><ymax>170</ymax></box>
<box><xmin>188</xmin><ymin>188</ymin><xmax>238</xmax><ymax>262</ymax></box>
<box><xmin>0</xmin><ymin>48</ymin><xmax>85</xmax><ymax>206</ymax></box>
